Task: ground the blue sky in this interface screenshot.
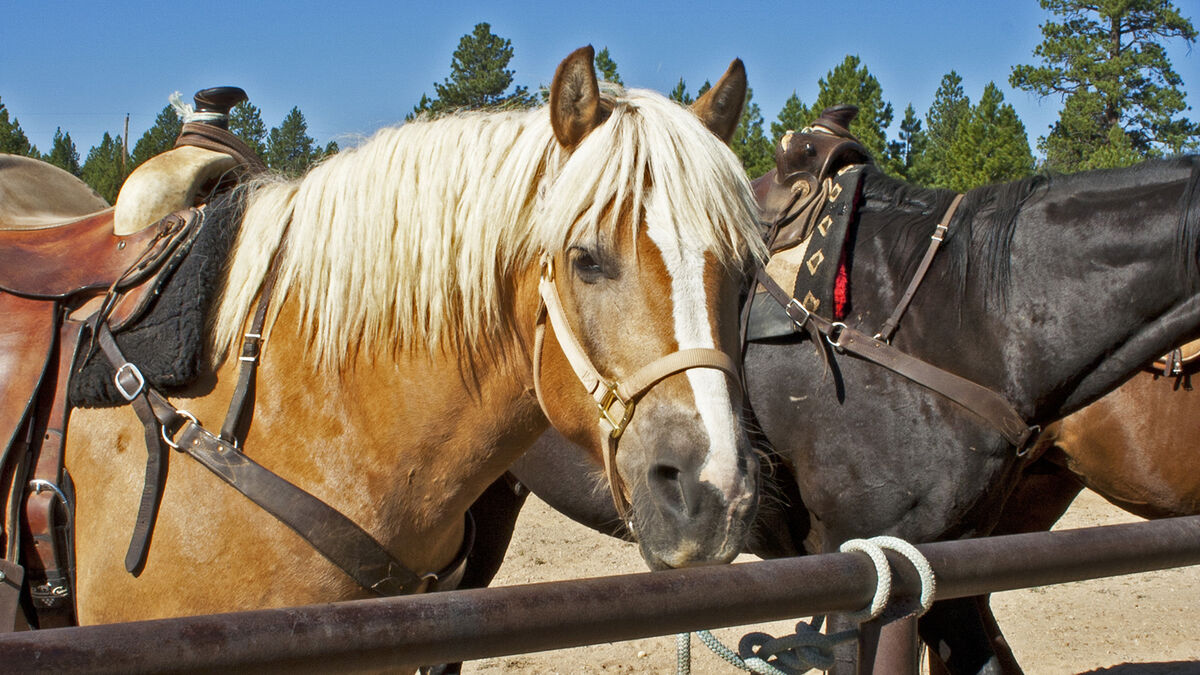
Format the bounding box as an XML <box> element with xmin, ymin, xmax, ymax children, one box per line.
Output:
<box><xmin>3</xmin><ymin>1</ymin><xmax>1198</xmax><ymax>159</ymax></box>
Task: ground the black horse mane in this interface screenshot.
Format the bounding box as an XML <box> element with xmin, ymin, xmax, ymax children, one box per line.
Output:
<box><xmin>856</xmin><ymin>165</ymin><xmax>1045</xmax><ymax>310</ymax></box>
<box><xmin>857</xmin><ymin>156</ymin><xmax>1200</xmax><ymax>310</ymax></box>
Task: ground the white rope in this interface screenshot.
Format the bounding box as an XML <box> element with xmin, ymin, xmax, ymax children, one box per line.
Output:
<box><xmin>676</xmin><ymin>535</ymin><xmax>936</xmax><ymax>673</ymax></box>
<box><xmin>676</xmin><ymin>631</ymin><xmax>691</xmax><ymax>674</ymax></box>
<box><xmin>168</xmin><ymin>91</ymin><xmax>227</xmax><ymax>125</ymax></box>
<box><xmin>867</xmin><ymin>535</ymin><xmax>937</xmax><ymax>617</ymax></box>
<box><xmin>839</xmin><ymin>536</ymin><xmax>936</xmax><ymax>621</ymax></box>
<box><xmin>838</xmin><ymin>538</ymin><xmax>893</xmax><ymax>622</ymax></box>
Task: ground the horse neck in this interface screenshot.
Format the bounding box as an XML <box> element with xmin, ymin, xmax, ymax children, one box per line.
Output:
<box><xmin>856</xmin><ymin>161</ymin><xmax>1200</xmax><ymax>423</ymax></box>
<box><xmin>249</xmin><ymin>268</ymin><xmax>549</xmax><ymax>566</ymax></box>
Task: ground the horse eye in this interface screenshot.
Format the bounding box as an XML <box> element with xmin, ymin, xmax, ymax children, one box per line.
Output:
<box><xmin>570</xmin><ymin>247</ymin><xmax>604</xmax><ymax>282</ymax></box>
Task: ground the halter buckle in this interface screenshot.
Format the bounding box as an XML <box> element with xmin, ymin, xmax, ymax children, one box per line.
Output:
<box><xmin>598</xmin><ymin>383</ymin><xmax>635</xmax><ymax>440</ymax></box>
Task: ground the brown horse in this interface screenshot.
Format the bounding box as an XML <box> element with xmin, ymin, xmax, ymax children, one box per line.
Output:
<box><xmin>945</xmin><ymin>350</ymin><xmax>1200</xmax><ymax>674</ymax></box>
<box><xmin>21</xmin><ymin>47</ymin><xmax>767</xmax><ymax>627</ymax></box>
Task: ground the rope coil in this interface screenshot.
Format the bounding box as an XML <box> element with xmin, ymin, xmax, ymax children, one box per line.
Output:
<box><xmin>676</xmin><ymin>535</ymin><xmax>936</xmax><ymax>674</ymax></box>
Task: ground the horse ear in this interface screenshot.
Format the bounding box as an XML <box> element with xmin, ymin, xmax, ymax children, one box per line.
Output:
<box><xmin>550</xmin><ymin>45</ymin><xmax>605</xmax><ymax>149</ymax></box>
<box><xmin>692</xmin><ymin>59</ymin><xmax>747</xmax><ymax>144</ymax></box>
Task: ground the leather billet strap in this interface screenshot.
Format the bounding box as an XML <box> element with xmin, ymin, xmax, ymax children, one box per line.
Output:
<box><xmin>532</xmin><ymin>254</ymin><xmax>741</xmax><ymax>519</ymax></box>
<box><xmin>756</xmin><ymin>271</ymin><xmax>1038</xmax><ymax>450</ymax></box>
<box><xmin>875</xmin><ymin>193</ymin><xmax>965</xmax><ymax>343</ymax></box>
<box><xmin>96</xmin><ymin>324</ymin><xmax>180</xmax><ymax>575</ymax></box>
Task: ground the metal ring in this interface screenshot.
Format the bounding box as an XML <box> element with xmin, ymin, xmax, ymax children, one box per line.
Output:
<box><xmin>161</xmin><ymin>410</ymin><xmax>200</xmax><ymax>450</ymax></box>
<box><xmin>29</xmin><ymin>479</ymin><xmax>69</xmax><ymax>507</ymax></box>
<box><xmin>826</xmin><ymin>322</ymin><xmax>848</xmax><ymax>350</ymax></box>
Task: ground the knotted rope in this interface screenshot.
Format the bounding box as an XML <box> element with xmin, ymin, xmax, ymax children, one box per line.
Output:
<box><xmin>676</xmin><ymin>536</ymin><xmax>935</xmax><ymax>674</ymax></box>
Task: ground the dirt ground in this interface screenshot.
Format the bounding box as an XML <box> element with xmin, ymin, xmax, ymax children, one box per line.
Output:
<box><xmin>463</xmin><ymin>490</ymin><xmax>1200</xmax><ymax>674</ymax></box>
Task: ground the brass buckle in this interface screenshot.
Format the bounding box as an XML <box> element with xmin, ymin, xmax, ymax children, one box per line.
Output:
<box><xmin>598</xmin><ymin>383</ymin><xmax>635</xmax><ymax>439</ymax></box>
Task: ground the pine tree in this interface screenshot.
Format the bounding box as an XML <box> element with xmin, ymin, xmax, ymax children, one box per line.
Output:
<box><xmin>915</xmin><ymin>72</ymin><xmax>971</xmax><ymax>188</ymax></box>
<box><xmin>229</xmin><ymin>101</ymin><xmax>268</xmax><ymax>157</ymax></box>
<box><xmin>668</xmin><ymin>78</ymin><xmax>694</xmax><ymax>105</ymax></box>
<box><xmin>266</xmin><ymin>107</ymin><xmax>319</xmax><ymax>177</ymax></box>
<box><xmin>80</xmin><ymin>132</ymin><xmax>127</xmax><ymax>203</ymax></box>
<box><xmin>770</xmin><ymin>92</ymin><xmax>809</xmax><ymax>142</ymax></box>
<box><xmin>410</xmin><ymin>22</ymin><xmax>539</xmax><ymax>118</ymax></box>
<box><xmin>130</xmin><ymin>105</ymin><xmax>182</xmax><ymax>170</ymax></box>
<box><xmin>889</xmin><ymin>104</ymin><xmax>928</xmax><ymax>183</ymax></box>
<box><xmin>1082</xmin><ymin>124</ymin><xmax>1144</xmax><ymax>170</ymax></box>
<box><xmin>807</xmin><ymin>55</ymin><xmax>895</xmax><ymax>172</ymax></box>
<box><xmin>595</xmin><ymin>47</ymin><xmax>622</xmax><ymax>85</ymax></box>
<box><xmin>0</xmin><ymin>96</ymin><xmax>38</xmax><ymax>157</ymax></box>
<box><xmin>44</xmin><ymin>127</ymin><xmax>81</xmax><ymax>176</ymax></box>
<box><xmin>731</xmin><ymin>88</ymin><xmax>775</xmax><ymax>178</ymax></box>
<box><xmin>945</xmin><ymin>82</ymin><xmax>1035</xmax><ymax>190</ymax></box>
<box><xmin>1011</xmin><ymin>0</ymin><xmax>1199</xmax><ymax>171</ymax></box>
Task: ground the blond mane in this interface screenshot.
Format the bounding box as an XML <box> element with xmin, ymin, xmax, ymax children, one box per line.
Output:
<box><xmin>212</xmin><ymin>86</ymin><xmax>765</xmax><ymax>369</ymax></box>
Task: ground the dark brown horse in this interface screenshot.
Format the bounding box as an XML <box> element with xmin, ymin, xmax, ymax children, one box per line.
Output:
<box><xmin>472</xmin><ymin>152</ymin><xmax>1200</xmax><ymax>675</ymax></box>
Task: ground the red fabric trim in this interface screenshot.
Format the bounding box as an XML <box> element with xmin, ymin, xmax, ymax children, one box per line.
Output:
<box><xmin>834</xmin><ymin>251</ymin><xmax>849</xmax><ymax>320</ymax></box>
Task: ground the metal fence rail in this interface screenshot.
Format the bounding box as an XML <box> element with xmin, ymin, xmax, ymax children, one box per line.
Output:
<box><xmin>3</xmin><ymin>515</ymin><xmax>1199</xmax><ymax>673</ymax></box>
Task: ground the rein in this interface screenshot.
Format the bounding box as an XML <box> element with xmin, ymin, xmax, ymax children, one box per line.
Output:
<box><xmin>531</xmin><ymin>254</ymin><xmax>740</xmax><ymax>520</ymax></box>
<box><xmin>754</xmin><ymin>192</ymin><xmax>1039</xmax><ymax>451</ymax></box>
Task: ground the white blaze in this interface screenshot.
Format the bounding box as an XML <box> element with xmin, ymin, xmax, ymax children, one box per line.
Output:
<box><xmin>646</xmin><ymin>210</ymin><xmax>743</xmax><ymax>497</ymax></box>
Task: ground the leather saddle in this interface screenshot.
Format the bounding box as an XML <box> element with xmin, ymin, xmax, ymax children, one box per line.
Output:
<box><xmin>744</xmin><ymin>106</ymin><xmax>873</xmax><ymax>342</ymax></box>
<box><xmin>0</xmin><ymin>87</ymin><xmax>261</xmax><ymax>630</ymax></box>
<box><xmin>754</xmin><ymin>104</ymin><xmax>872</xmax><ymax>252</ymax></box>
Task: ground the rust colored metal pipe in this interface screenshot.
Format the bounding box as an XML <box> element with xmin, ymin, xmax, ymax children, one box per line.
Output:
<box><xmin>2</xmin><ymin>515</ymin><xmax>1199</xmax><ymax>673</ymax></box>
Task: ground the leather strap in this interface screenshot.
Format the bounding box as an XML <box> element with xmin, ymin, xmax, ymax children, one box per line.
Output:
<box><xmin>756</xmin><ymin>271</ymin><xmax>1037</xmax><ymax>449</ymax></box>
<box><xmin>95</xmin><ymin>251</ymin><xmax>470</xmax><ymax>595</ymax></box>
<box><xmin>171</xmin><ymin>421</ymin><xmax>441</xmax><ymax>595</ymax></box>
<box><xmin>875</xmin><ymin>193</ymin><xmax>965</xmax><ymax>343</ymax></box>
<box><xmin>218</xmin><ymin>248</ymin><xmax>281</xmax><ymax>444</ymax></box>
<box><xmin>175</xmin><ymin>122</ymin><xmax>268</xmax><ymax>176</ymax></box>
<box><xmin>22</xmin><ymin>318</ymin><xmax>85</xmax><ymax>626</ymax></box>
<box><xmin>532</xmin><ymin>254</ymin><xmax>740</xmax><ymax>518</ymax></box>
<box><xmin>95</xmin><ymin>324</ymin><xmax>178</xmax><ymax>575</ymax></box>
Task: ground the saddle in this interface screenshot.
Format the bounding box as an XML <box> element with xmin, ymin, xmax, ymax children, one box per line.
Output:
<box><xmin>745</xmin><ymin>106</ymin><xmax>872</xmax><ymax>342</ymax></box>
<box><xmin>0</xmin><ymin>87</ymin><xmax>260</xmax><ymax>630</ymax></box>
<box><xmin>1</xmin><ymin>88</ymin><xmax>474</xmax><ymax>633</ymax></box>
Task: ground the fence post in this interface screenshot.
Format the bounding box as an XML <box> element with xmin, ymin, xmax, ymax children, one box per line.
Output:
<box><xmin>858</xmin><ymin>615</ymin><xmax>918</xmax><ymax>675</ymax></box>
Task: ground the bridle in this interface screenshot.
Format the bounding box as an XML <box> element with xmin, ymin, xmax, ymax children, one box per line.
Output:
<box><xmin>531</xmin><ymin>252</ymin><xmax>741</xmax><ymax>522</ymax></box>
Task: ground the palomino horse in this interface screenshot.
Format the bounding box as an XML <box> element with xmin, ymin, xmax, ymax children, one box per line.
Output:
<box><xmin>491</xmin><ymin>152</ymin><xmax>1200</xmax><ymax>674</ymax></box>
<box><xmin>21</xmin><ymin>47</ymin><xmax>768</xmax><ymax>628</ymax></box>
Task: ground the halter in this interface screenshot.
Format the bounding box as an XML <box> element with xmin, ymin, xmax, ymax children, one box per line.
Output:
<box><xmin>532</xmin><ymin>253</ymin><xmax>740</xmax><ymax>521</ymax></box>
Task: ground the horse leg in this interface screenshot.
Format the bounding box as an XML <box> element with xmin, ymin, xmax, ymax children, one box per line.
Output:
<box><xmin>458</xmin><ymin>473</ymin><xmax>530</xmax><ymax>590</ymax></box>
<box><xmin>918</xmin><ymin>598</ymin><xmax>1015</xmax><ymax>675</ymax></box>
<box><xmin>421</xmin><ymin>473</ymin><xmax>529</xmax><ymax>675</ymax></box>
<box><xmin>922</xmin><ymin>457</ymin><xmax>1084</xmax><ymax>675</ymax></box>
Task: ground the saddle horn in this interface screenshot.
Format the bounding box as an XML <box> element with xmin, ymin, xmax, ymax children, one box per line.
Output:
<box><xmin>191</xmin><ymin>87</ymin><xmax>248</xmax><ymax>129</ymax></box>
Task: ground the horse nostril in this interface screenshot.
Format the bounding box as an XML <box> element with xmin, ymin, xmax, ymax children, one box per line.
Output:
<box><xmin>649</xmin><ymin>463</ymin><xmax>693</xmax><ymax>518</ymax></box>
<box><xmin>652</xmin><ymin>464</ymin><xmax>681</xmax><ymax>485</ymax></box>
